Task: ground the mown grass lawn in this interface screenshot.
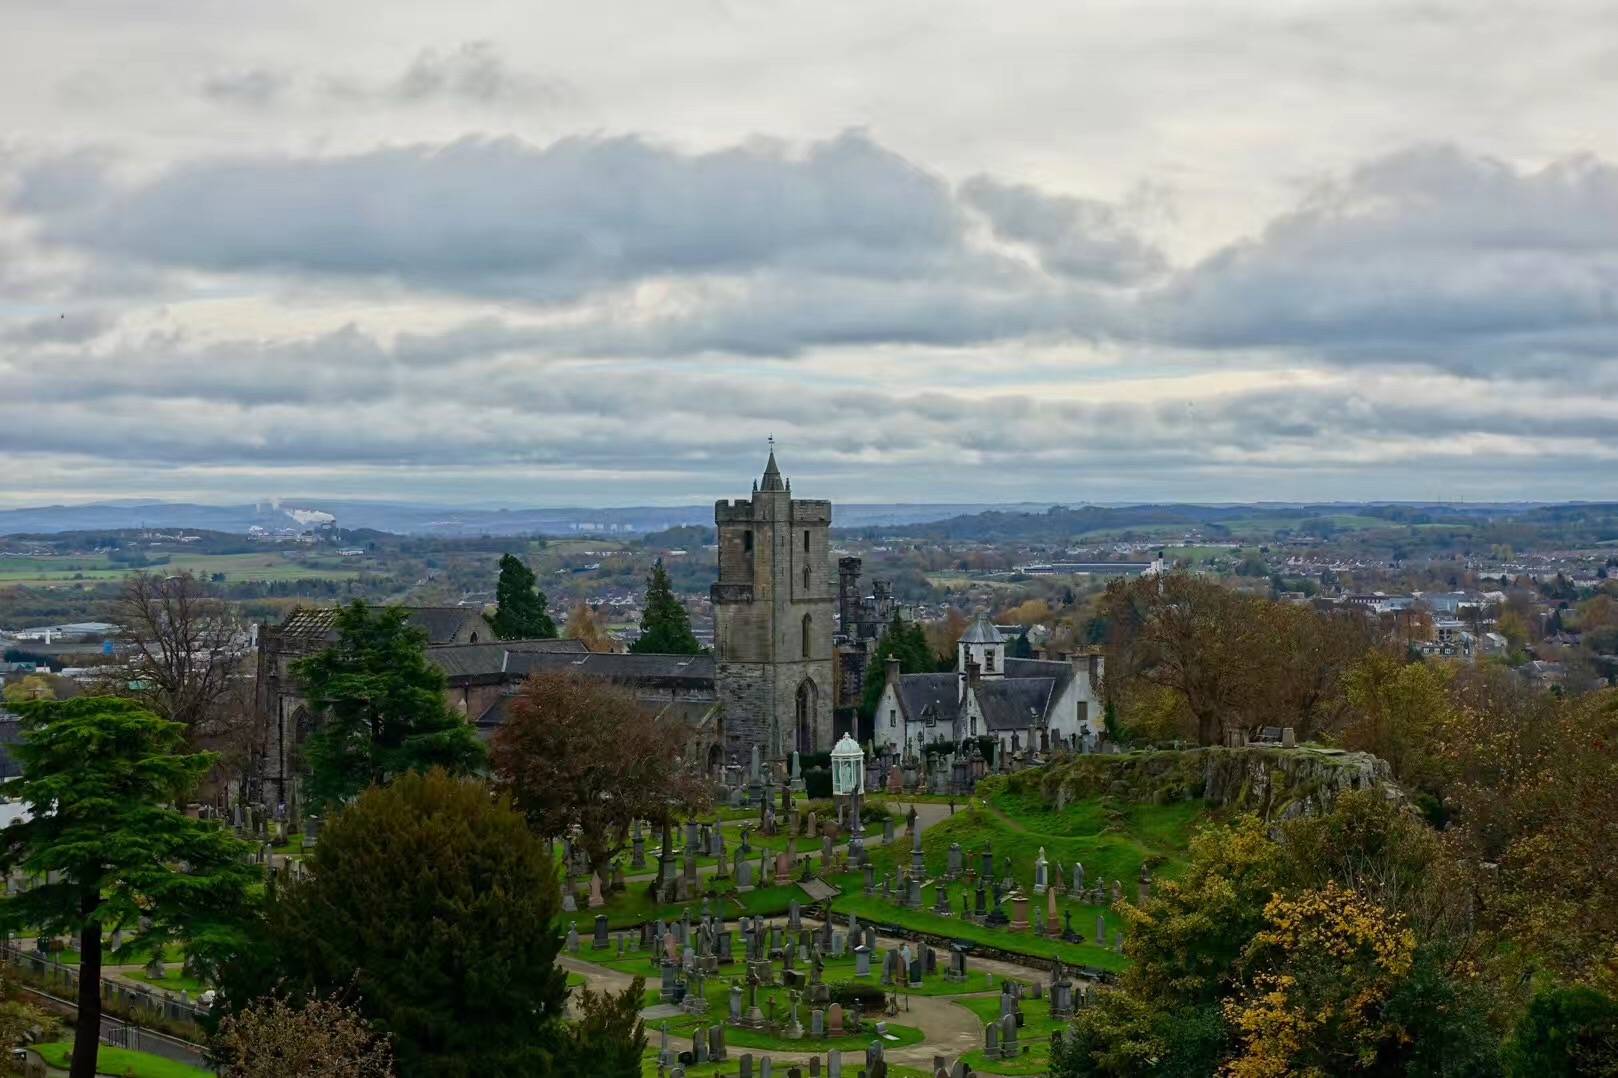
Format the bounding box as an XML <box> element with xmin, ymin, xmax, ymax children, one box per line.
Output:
<box><xmin>34</xmin><ymin>1043</ymin><xmax>211</xmax><ymax>1078</ymax></box>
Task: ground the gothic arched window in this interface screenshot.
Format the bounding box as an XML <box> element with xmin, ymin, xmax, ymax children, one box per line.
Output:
<box><xmin>802</xmin><ymin>613</ymin><xmax>812</xmax><ymax>659</ymax></box>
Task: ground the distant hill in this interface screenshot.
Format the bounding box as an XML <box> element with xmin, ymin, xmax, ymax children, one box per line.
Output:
<box><xmin>861</xmin><ymin>501</ymin><xmax>1618</xmax><ymax>546</ymax></box>
<box><xmin>0</xmin><ymin>499</ymin><xmax>1052</xmax><ymax>538</ymax></box>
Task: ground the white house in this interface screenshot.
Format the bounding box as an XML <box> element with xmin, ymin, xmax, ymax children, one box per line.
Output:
<box><xmin>870</xmin><ymin>615</ymin><xmax>1105</xmax><ymax>758</ymax></box>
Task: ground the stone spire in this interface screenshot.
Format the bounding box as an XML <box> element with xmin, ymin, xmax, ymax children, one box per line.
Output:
<box><xmin>760</xmin><ymin>443</ymin><xmax>786</xmax><ymax>492</ymax></box>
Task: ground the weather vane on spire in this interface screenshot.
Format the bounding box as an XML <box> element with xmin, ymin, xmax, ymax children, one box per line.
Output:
<box><xmin>768</xmin><ymin>433</ymin><xmax>775</xmax><ymax>452</ymax></box>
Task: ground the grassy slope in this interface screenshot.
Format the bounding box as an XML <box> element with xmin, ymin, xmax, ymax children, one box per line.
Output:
<box><xmin>822</xmin><ymin>787</ymin><xmax>1205</xmax><ymax>970</ymax></box>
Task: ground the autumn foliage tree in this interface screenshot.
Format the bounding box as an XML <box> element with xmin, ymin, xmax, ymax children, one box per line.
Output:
<box><xmin>489</xmin><ymin>671</ymin><xmax>709</xmax><ymax>881</ymax></box>
<box><xmin>1099</xmin><ymin>573</ymin><xmax>1370</xmax><ymax>745</ymax></box>
<box><xmin>564</xmin><ymin>602</ymin><xmax>616</xmax><ymax>653</ymax></box>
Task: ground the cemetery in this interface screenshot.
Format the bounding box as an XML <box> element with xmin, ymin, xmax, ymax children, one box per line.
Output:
<box><xmin>550</xmin><ymin>737</ymin><xmax>1216</xmax><ymax>1076</ymax></box>
<box><xmin>5</xmin><ymin>731</ymin><xmax>1214</xmax><ymax>1075</ymax></box>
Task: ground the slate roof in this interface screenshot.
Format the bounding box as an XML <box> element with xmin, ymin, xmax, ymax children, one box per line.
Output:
<box><xmin>405</xmin><ymin>607</ymin><xmax>485</xmax><ymax>644</ymax></box>
<box><xmin>1004</xmin><ymin>657</ymin><xmax>1076</xmax><ymax>697</ymax></box>
<box><xmin>471</xmin><ymin>684</ymin><xmax>718</xmax><ymax>738</ymax></box>
<box><xmin>895</xmin><ymin>672</ymin><xmax>961</xmax><ymax>726</ymax></box>
<box><xmin>427</xmin><ymin>639</ymin><xmax>587</xmax><ymax>679</ymax></box>
<box><xmin>505</xmin><ymin>650</ymin><xmax>715</xmax><ymax>689</ymax></box>
<box><xmin>959</xmin><ymin>616</ymin><xmax>1005</xmax><ymax>645</ymax></box>
<box><xmin>974</xmin><ymin>677</ymin><xmax>1057</xmax><ymax>731</ymax></box>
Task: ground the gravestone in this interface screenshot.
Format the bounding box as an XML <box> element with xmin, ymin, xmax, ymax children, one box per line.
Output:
<box><xmin>592</xmin><ymin>914</ymin><xmax>609</xmax><ymax>949</ymax></box>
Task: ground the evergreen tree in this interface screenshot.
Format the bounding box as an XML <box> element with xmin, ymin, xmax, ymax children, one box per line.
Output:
<box><xmin>233</xmin><ymin>771</ymin><xmax>570</xmax><ymax>1077</ymax></box>
<box><xmin>860</xmin><ymin>613</ymin><xmax>934</xmax><ymax>719</ymax></box>
<box><xmin>487</xmin><ymin>554</ymin><xmax>555</xmax><ymax>640</ymax></box>
<box><xmin>630</xmin><ymin>560</ymin><xmax>701</xmax><ymax>654</ymax></box>
<box><xmin>294</xmin><ymin>602</ymin><xmax>485</xmax><ymax>809</ymax></box>
<box><xmin>0</xmin><ymin>697</ymin><xmax>259</xmax><ymax>1078</ymax></box>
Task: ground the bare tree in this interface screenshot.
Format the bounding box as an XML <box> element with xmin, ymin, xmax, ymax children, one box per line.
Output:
<box><xmin>114</xmin><ymin>572</ymin><xmax>246</xmax><ymax>738</ymax></box>
<box><xmin>213</xmin><ymin>991</ymin><xmax>395</xmax><ymax>1077</ymax></box>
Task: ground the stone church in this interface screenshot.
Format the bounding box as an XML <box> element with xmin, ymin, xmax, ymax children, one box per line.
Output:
<box><xmin>249</xmin><ymin>450</ymin><xmax>834</xmax><ymax>807</ymax></box>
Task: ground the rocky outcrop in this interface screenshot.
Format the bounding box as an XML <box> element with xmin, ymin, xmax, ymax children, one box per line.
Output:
<box><xmin>1011</xmin><ymin>746</ymin><xmax>1399</xmax><ymax>821</ymax></box>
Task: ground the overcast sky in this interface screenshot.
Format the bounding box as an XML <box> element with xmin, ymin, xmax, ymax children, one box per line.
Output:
<box><xmin>4</xmin><ymin>0</ymin><xmax>1617</xmax><ymax>508</ymax></box>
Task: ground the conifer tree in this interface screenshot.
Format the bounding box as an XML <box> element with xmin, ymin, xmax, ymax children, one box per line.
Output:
<box><xmin>0</xmin><ymin>697</ymin><xmax>259</xmax><ymax>1078</ymax></box>
<box><xmin>236</xmin><ymin>771</ymin><xmax>570</xmax><ymax>1077</ymax></box>
<box><xmin>294</xmin><ymin>602</ymin><xmax>485</xmax><ymax>809</ymax></box>
<box><xmin>487</xmin><ymin>553</ymin><xmax>556</xmax><ymax>640</ymax></box>
<box><xmin>860</xmin><ymin>613</ymin><xmax>933</xmax><ymax>719</ymax></box>
<box><xmin>630</xmin><ymin>559</ymin><xmax>701</xmax><ymax>654</ymax></box>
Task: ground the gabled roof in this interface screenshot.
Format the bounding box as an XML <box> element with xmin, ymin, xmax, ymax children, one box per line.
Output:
<box><xmin>959</xmin><ymin>616</ymin><xmax>1005</xmax><ymax>645</ymax></box>
<box><xmin>973</xmin><ymin>677</ymin><xmax>1056</xmax><ymax>731</ymax></box>
<box><xmin>894</xmin><ymin>672</ymin><xmax>960</xmax><ymax>726</ymax></box>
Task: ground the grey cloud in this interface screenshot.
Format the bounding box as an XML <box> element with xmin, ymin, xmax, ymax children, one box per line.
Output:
<box><xmin>389</xmin><ymin>41</ymin><xmax>562</xmax><ymax>105</ymax></box>
<box><xmin>0</xmin><ymin>309</ymin><xmax>114</xmax><ymax>344</ymax></box>
<box><xmin>1150</xmin><ymin>145</ymin><xmax>1618</xmax><ymax>371</ymax></box>
<box><xmin>200</xmin><ymin>68</ymin><xmax>292</xmax><ymax>108</ymax></box>
<box><xmin>19</xmin><ymin>131</ymin><xmax>970</xmax><ymax>299</ymax></box>
<box><xmin>960</xmin><ymin>175</ymin><xmax>1166</xmax><ymax>284</ymax></box>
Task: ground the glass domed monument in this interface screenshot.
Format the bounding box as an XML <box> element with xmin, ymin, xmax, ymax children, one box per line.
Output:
<box><xmin>831</xmin><ymin>733</ymin><xmax>865</xmax><ymax>796</ymax></box>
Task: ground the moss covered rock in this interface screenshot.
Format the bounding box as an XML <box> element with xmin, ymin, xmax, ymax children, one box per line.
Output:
<box><xmin>1007</xmin><ymin>746</ymin><xmax>1397</xmax><ymax>821</ymax></box>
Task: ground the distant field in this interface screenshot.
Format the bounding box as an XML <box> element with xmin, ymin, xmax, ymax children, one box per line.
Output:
<box><xmin>0</xmin><ymin>550</ymin><xmax>362</xmax><ymax>586</ymax></box>
<box><xmin>925</xmin><ymin>573</ymin><xmax>1026</xmax><ymax>591</ymax></box>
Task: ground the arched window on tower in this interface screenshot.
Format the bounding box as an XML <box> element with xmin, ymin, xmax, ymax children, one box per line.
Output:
<box><xmin>802</xmin><ymin>613</ymin><xmax>812</xmax><ymax>659</ymax></box>
<box><xmin>803</xmin><ymin>565</ymin><xmax>811</xmax><ymax>590</ymax></box>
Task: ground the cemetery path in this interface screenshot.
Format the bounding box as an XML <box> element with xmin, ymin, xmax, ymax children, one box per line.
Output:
<box><xmin>978</xmin><ymin>801</ymin><xmax>1031</xmax><ymax>834</ymax></box>
<box><xmin>558</xmin><ymin>954</ymin><xmax>640</xmax><ymax>996</ymax></box>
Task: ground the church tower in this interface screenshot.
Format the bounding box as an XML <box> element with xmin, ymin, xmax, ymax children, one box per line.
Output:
<box><xmin>712</xmin><ymin>447</ymin><xmax>835</xmax><ymax>760</ymax></box>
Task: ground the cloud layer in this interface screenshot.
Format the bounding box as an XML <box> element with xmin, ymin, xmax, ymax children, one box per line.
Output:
<box><xmin>2</xmin><ymin>3</ymin><xmax>1616</xmax><ymax>506</ymax></box>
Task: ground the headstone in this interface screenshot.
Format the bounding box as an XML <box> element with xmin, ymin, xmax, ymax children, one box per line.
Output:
<box><xmin>828</xmin><ymin>1002</ymin><xmax>844</xmax><ymax>1034</ymax></box>
<box><xmin>565</xmin><ymin>922</ymin><xmax>580</xmax><ymax>954</ymax></box>
<box><xmin>811</xmin><ymin>1007</ymin><xmax>825</xmax><ymax>1037</ymax></box>
<box><xmin>1096</xmin><ymin>914</ymin><xmax>1106</xmax><ymax>946</ymax></box>
<box><xmin>1033</xmin><ymin>847</ymin><xmax>1048</xmax><ymax>893</ymax></box>
<box><xmin>1072</xmin><ymin>861</ymin><xmax>1085</xmax><ymax>892</ymax></box>
<box><xmin>593</xmin><ymin>914</ymin><xmax>609</xmax><ymax>949</ymax></box>
<box><xmin>854</xmin><ymin>944</ymin><xmax>871</xmax><ymax>977</ymax></box>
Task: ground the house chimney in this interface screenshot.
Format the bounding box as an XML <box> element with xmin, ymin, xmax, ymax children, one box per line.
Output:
<box><xmin>966</xmin><ymin>656</ymin><xmax>982</xmax><ymax>690</ymax></box>
<box><xmin>886</xmin><ymin>655</ymin><xmax>901</xmax><ymax>687</ymax></box>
